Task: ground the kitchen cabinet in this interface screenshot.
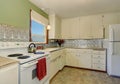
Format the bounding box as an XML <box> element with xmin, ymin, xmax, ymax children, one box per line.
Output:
<box><xmin>49</xmin><ymin>49</ymin><xmax>65</xmax><ymax>79</ymax></box>
<box><xmin>103</xmin><ymin>13</ymin><xmax>120</xmax><ymax>38</ymax></box>
<box><xmin>49</xmin><ymin>14</ymin><xmax>61</xmax><ymax>39</ymax></box>
<box><xmin>91</xmin><ymin>15</ymin><xmax>104</xmax><ymax>38</ymax></box>
<box><xmin>79</xmin><ymin>15</ymin><xmax>104</xmax><ymax>39</ymax></box>
<box><xmin>0</xmin><ymin>63</ymin><xmax>18</xmax><ymax>84</ymax></box>
<box><xmin>49</xmin><ymin>48</ymin><xmax>106</xmax><ymax>79</ymax></box>
<box><xmin>79</xmin><ymin>16</ymin><xmax>92</xmax><ymax>39</ymax></box>
<box><xmin>61</xmin><ymin>15</ymin><xmax>104</xmax><ymax>39</ymax></box>
<box><xmin>65</xmin><ymin>49</ymin><xmax>79</xmax><ymax>67</ymax></box>
<box><xmin>78</xmin><ymin>49</ymin><xmax>92</xmax><ymax>68</ymax></box>
<box><xmin>61</xmin><ymin>19</ymin><xmax>71</xmax><ymax>39</ymax></box>
<box><xmin>65</xmin><ymin>48</ymin><xmax>106</xmax><ymax>71</ymax></box>
<box><xmin>91</xmin><ymin>50</ymin><xmax>106</xmax><ymax>71</ymax></box>
<box><xmin>61</xmin><ymin>17</ymin><xmax>79</xmax><ymax>39</ymax></box>
<box><xmin>65</xmin><ymin>49</ymin><xmax>92</xmax><ymax>68</ymax></box>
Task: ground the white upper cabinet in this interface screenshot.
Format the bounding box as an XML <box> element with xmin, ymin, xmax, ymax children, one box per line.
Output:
<box><xmin>61</xmin><ymin>15</ymin><xmax>104</xmax><ymax>39</ymax></box>
<box><xmin>61</xmin><ymin>12</ymin><xmax>120</xmax><ymax>39</ymax></box>
<box><xmin>103</xmin><ymin>13</ymin><xmax>120</xmax><ymax>38</ymax></box>
<box><xmin>70</xmin><ymin>17</ymin><xmax>80</xmax><ymax>39</ymax></box>
<box><xmin>61</xmin><ymin>19</ymin><xmax>71</xmax><ymax>39</ymax></box>
<box><xmin>79</xmin><ymin>16</ymin><xmax>92</xmax><ymax>39</ymax></box>
<box><xmin>49</xmin><ymin>14</ymin><xmax>61</xmax><ymax>39</ymax></box>
<box><xmin>91</xmin><ymin>15</ymin><xmax>104</xmax><ymax>39</ymax></box>
<box><xmin>79</xmin><ymin>15</ymin><xmax>104</xmax><ymax>39</ymax></box>
<box><xmin>61</xmin><ymin>17</ymin><xmax>79</xmax><ymax>39</ymax></box>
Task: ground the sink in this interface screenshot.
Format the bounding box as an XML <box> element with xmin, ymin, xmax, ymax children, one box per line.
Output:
<box><xmin>34</xmin><ymin>52</ymin><xmax>45</xmax><ymax>54</ymax></box>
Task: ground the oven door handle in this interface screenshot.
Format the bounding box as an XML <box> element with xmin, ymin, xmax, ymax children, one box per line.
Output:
<box><xmin>22</xmin><ymin>61</ymin><xmax>38</xmax><ymax>68</ymax></box>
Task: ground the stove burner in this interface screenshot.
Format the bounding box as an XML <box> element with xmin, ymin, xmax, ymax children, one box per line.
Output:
<box><xmin>17</xmin><ymin>56</ymin><xmax>30</xmax><ymax>59</ymax></box>
<box><xmin>8</xmin><ymin>54</ymin><xmax>23</xmax><ymax>57</ymax></box>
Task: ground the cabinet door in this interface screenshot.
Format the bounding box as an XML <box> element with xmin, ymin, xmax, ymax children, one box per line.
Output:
<box><xmin>61</xmin><ymin>19</ymin><xmax>71</xmax><ymax>39</ymax></box>
<box><xmin>79</xmin><ymin>53</ymin><xmax>91</xmax><ymax>69</ymax></box>
<box><xmin>79</xmin><ymin>16</ymin><xmax>92</xmax><ymax>39</ymax></box>
<box><xmin>55</xmin><ymin>16</ymin><xmax>61</xmax><ymax>39</ymax></box>
<box><xmin>65</xmin><ymin>52</ymin><xmax>73</xmax><ymax>66</ymax></box>
<box><xmin>91</xmin><ymin>15</ymin><xmax>104</xmax><ymax>38</ymax></box>
<box><xmin>0</xmin><ymin>63</ymin><xmax>18</xmax><ymax>84</ymax></box>
<box><xmin>50</xmin><ymin>59</ymin><xmax>56</xmax><ymax>79</ymax></box>
<box><xmin>49</xmin><ymin>14</ymin><xmax>61</xmax><ymax>39</ymax></box>
<box><xmin>103</xmin><ymin>13</ymin><xmax>119</xmax><ymax>38</ymax></box>
<box><xmin>49</xmin><ymin>14</ymin><xmax>55</xmax><ymax>39</ymax></box>
<box><xmin>66</xmin><ymin>50</ymin><xmax>80</xmax><ymax>67</ymax></box>
<box><xmin>70</xmin><ymin>17</ymin><xmax>80</xmax><ymax>39</ymax></box>
<box><xmin>59</xmin><ymin>50</ymin><xmax>65</xmax><ymax>69</ymax></box>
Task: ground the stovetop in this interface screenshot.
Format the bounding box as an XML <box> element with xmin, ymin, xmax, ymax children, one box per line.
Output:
<box><xmin>0</xmin><ymin>48</ymin><xmax>49</xmax><ymax>64</ymax></box>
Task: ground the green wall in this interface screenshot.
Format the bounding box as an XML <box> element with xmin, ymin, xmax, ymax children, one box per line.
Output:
<box><xmin>0</xmin><ymin>0</ymin><xmax>48</xmax><ymax>29</ymax></box>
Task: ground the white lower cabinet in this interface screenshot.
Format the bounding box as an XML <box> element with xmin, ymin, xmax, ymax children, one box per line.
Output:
<box><xmin>78</xmin><ymin>52</ymin><xmax>92</xmax><ymax>69</ymax></box>
<box><xmin>50</xmin><ymin>48</ymin><xmax>106</xmax><ymax>79</ymax></box>
<box><xmin>65</xmin><ymin>49</ymin><xmax>106</xmax><ymax>71</ymax></box>
<box><xmin>91</xmin><ymin>50</ymin><xmax>106</xmax><ymax>71</ymax></box>
<box><xmin>65</xmin><ymin>49</ymin><xmax>79</xmax><ymax>67</ymax></box>
<box><xmin>0</xmin><ymin>63</ymin><xmax>18</xmax><ymax>84</ymax></box>
<box><xmin>50</xmin><ymin>49</ymin><xmax>65</xmax><ymax>79</ymax></box>
<box><xmin>65</xmin><ymin>49</ymin><xmax>92</xmax><ymax>68</ymax></box>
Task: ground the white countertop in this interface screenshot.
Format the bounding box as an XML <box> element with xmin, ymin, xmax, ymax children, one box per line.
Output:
<box><xmin>0</xmin><ymin>57</ymin><xmax>18</xmax><ymax>67</ymax></box>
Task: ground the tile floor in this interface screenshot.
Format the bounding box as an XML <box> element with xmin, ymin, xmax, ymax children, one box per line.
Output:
<box><xmin>50</xmin><ymin>67</ymin><xmax>120</xmax><ymax>84</ymax></box>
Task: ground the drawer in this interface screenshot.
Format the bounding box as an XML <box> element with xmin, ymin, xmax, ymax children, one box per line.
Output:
<box><xmin>92</xmin><ymin>63</ymin><xmax>106</xmax><ymax>71</ymax></box>
<box><xmin>92</xmin><ymin>50</ymin><xmax>106</xmax><ymax>55</ymax></box>
<box><xmin>92</xmin><ymin>59</ymin><xmax>105</xmax><ymax>64</ymax></box>
<box><xmin>50</xmin><ymin>51</ymin><xmax>61</xmax><ymax>60</ymax></box>
<box><xmin>92</xmin><ymin>55</ymin><xmax>106</xmax><ymax>59</ymax></box>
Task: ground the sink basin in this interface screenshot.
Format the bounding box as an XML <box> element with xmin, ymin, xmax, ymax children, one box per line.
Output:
<box><xmin>34</xmin><ymin>52</ymin><xmax>45</xmax><ymax>54</ymax></box>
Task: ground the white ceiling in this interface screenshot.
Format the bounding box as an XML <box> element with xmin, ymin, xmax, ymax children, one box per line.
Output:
<box><xmin>29</xmin><ymin>0</ymin><xmax>120</xmax><ymax>18</ymax></box>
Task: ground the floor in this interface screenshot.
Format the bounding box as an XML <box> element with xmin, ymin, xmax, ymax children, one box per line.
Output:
<box><xmin>50</xmin><ymin>67</ymin><xmax>120</xmax><ymax>84</ymax></box>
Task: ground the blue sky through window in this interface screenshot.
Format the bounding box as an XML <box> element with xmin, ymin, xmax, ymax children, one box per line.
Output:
<box><xmin>31</xmin><ymin>20</ymin><xmax>44</xmax><ymax>35</ymax></box>
<box><xmin>31</xmin><ymin>20</ymin><xmax>45</xmax><ymax>42</ymax></box>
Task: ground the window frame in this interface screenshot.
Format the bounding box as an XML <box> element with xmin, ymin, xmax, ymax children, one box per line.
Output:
<box><xmin>29</xmin><ymin>9</ymin><xmax>48</xmax><ymax>44</ymax></box>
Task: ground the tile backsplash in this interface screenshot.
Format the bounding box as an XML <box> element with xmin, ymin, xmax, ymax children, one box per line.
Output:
<box><xmin>63</xmin><ymin>39</ymin><xmax>103</xmax><ymax>48</ymax></box>
<box><xmin>0</xmin><ymin>24</ymin><xmax>29</xmax><ymax>42</ymax></box>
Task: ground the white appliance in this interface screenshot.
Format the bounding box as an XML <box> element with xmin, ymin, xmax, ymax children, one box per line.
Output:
<box><xmin>20</xmin><ymin>56</ymin><xmax>50</xmax><ymax>84</ymax></box>
<box><xmin>107</xmin><ymin>24</ymin><xmax>120</xmax><ymax>77</ymax></box>
<box><xmin>0</xmin><ymin>48</ymin><xmax>50</xmax><ymax>84</ymax></box>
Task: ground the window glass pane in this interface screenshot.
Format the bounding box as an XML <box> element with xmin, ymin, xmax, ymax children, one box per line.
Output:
<box><xmin>31</xmin><ymin>20</ymin><xmax>46</xmax><ymax>42</ymax></box>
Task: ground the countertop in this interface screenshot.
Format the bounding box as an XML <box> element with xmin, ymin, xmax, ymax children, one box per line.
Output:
<box><xmin>0</xmin><ymin>56</ymin><xmax>18</xmax><ymax>67</ymax></box>
<box><xmin>43</xmin><ymin>47</ymin><xmax>65</xmax><ymax>52</ymax></box>
<box><xmin>0</xmin><ymin>47</ymin><xmax>106</xmax><ymax>67</ymax></box>
<box><xmin>66</xmin><ymin>47</ymin><xmax>106</xmax><ymax>50</ymax></box>
<box><xmin>36</xmin><ymin>47</ymin><xmax>106</xmax><ymax>53</ymax></box>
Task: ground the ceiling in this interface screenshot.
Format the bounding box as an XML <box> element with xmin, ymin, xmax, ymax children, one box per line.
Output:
<box><xmin>29</xmin><ymin>0</ymin><xmax>120</xmax><ymax>18</ymax></box>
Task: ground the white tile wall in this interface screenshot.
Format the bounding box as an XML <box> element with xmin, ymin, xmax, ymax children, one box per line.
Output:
<box><xmin>63</xmin><ymin>39</ymin><xmax>103</xmax><ymax>48</ymax></box>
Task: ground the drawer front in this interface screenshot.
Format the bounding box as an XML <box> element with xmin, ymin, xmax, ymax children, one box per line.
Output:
<box><xmin>92</xmin><ymin>63</ymin><xmax>106</xmax><ymax>71</ymax></box>
<box><xmin>92</xmin><ymin>55</ymin><xmax>106</xmax><ymax>59</ymax></box>
<box><xmin>50</xmin><ymin>51</ymin><xmax>61</xmax><ymax>60</ymax></box>
<box><xmin>92</xmin><ymin>59</ymin><xmax>105</xmax><ymax>64</ymax></box>
<box><xmin>92</xmin><ymin>51</ymin><xmax>106</xmax><ymax>55</ymax></box>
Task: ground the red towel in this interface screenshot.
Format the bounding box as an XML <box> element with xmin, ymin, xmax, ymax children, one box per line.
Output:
<box><xmin>37</xmin><ymin>57</ymin><xmax>47</xmax><ymax>80</ymax></box>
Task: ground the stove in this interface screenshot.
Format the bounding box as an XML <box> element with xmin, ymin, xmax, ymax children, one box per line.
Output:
<box><xmin>0</xmin><ymin>48</ymin><xmax>50</xmax><ymax>84</ymax></box>
<box><xmin>0</xmin><ymin>48</ymin><xmax>49</xmax><ymax>64</ymax></box>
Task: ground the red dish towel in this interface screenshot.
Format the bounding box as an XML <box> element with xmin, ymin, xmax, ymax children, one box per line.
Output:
<box><xmin>37</xmin><ymin>57</ymin><xmax>47</xmax><ymax>80</ymax></box>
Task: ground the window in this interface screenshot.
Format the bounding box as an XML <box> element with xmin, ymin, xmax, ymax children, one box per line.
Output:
<box><xmin>31</xmin><ymin>20</ymin><xmax>46</xmax><ymax>42</ymax></box>
<box><xmin>30</xmin><ymin>10</ymin><xmax>48</xmax><ymax>43</ymax></box>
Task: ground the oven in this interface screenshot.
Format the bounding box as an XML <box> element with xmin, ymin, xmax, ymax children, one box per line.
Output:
<box><xmin>20</xmin><ymin>55</ymin><xmax>50</xmax><ymax>84</ymax></box>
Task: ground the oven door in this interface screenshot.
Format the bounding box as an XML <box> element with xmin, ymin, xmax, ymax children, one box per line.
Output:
<box><xmin>20</xmin><ymin>60</ymin><xmax>40</xmax><ymax>84</ymax></box>
<box><xmin>20</xmin><ymin>56</ymin><xmax>50</xmax><ymax>84</ymax></box>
